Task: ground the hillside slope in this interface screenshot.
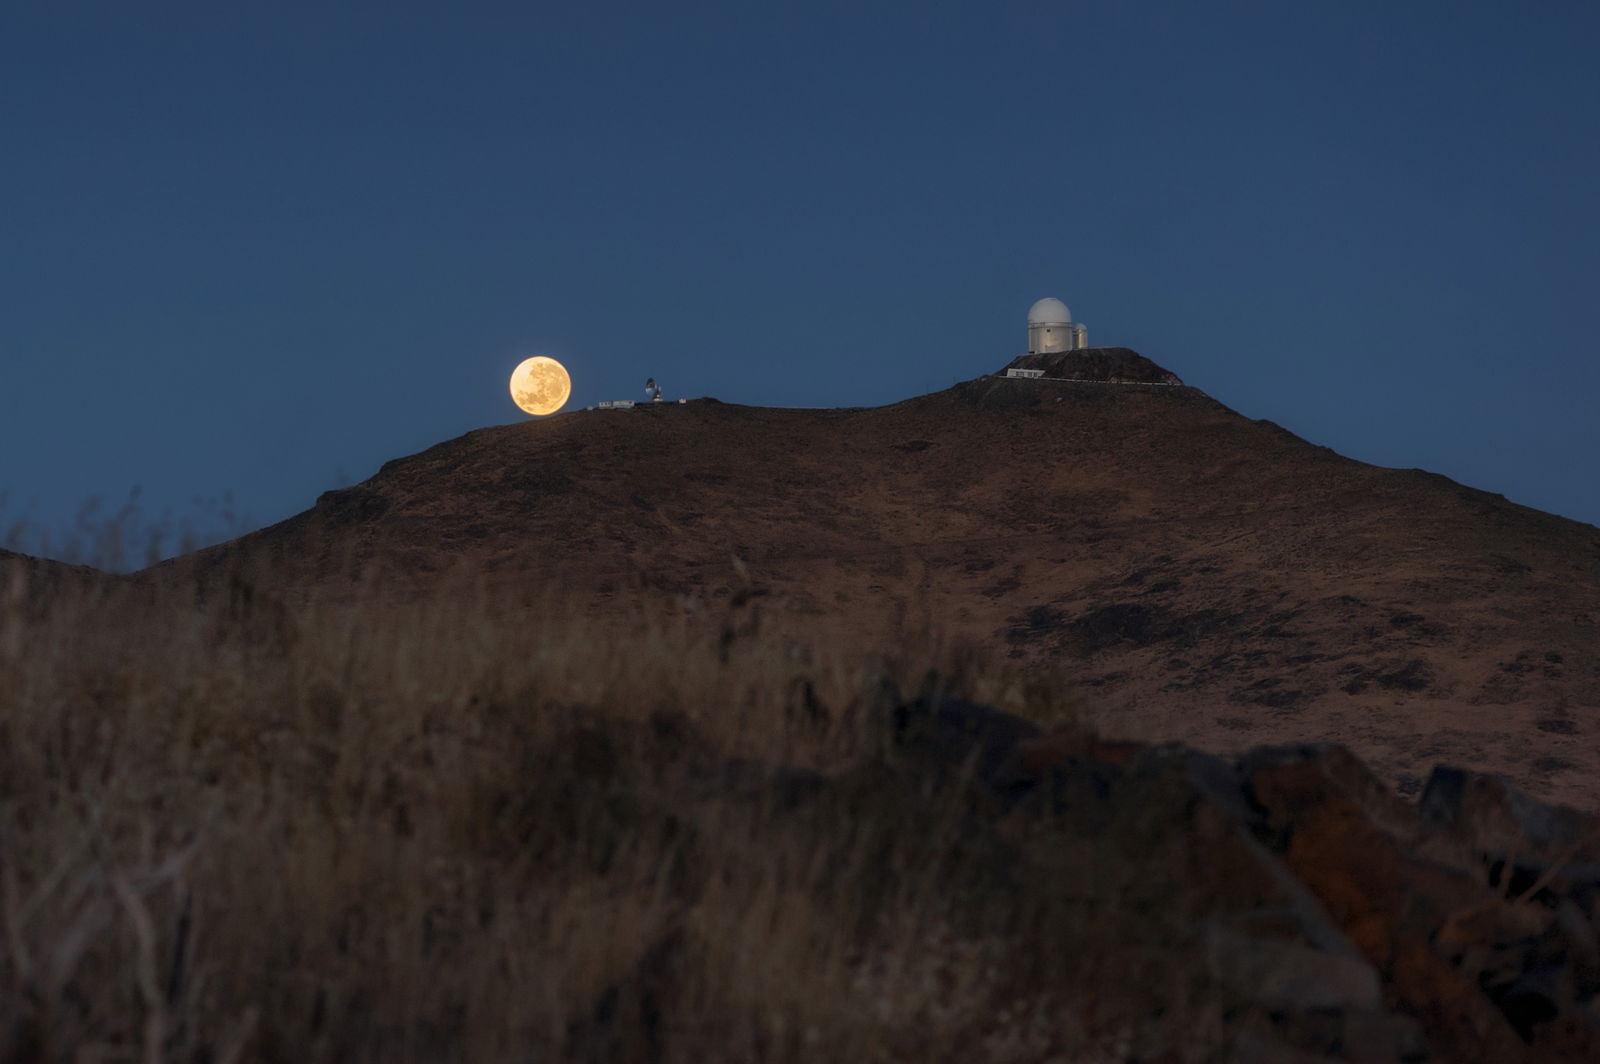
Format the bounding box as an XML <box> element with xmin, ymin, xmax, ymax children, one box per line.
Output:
<box><xmin>150</xmin><ymin>357</ymin><xmax>1600</xmax><ymax>807</ymax></box>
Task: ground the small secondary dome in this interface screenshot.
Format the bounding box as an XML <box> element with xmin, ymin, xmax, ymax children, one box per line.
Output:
<box><xmin>1027</xmin><ymin>297</ymin><xmax>1071</xmax><ymax>325</ymax></box>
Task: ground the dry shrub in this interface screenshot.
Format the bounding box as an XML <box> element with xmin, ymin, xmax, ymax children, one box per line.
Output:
<box><xmin>0</xmin><ymin>551</ymin><xmax>1209</xmax><ymax>1063</ymax></box>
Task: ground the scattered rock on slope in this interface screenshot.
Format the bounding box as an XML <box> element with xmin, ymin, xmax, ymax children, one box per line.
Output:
<box><xmin>881</xmin><ymin>693</ymin><xmax>1600</xmax><ymax>1062</ymax></box>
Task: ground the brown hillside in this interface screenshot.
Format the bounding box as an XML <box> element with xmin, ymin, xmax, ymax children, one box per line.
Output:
<box><xmin>1</xmin><ymin>547</ymin><xmax>109</xmax><ymax>600</ymax></box>
<box><xmin>151</xmin><ymin>359</ymin><xmax>1600</xmax><ymax>808</ymax></box>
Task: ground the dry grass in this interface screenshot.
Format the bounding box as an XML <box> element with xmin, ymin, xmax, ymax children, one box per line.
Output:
<box><xmin>0</xmin><ymin>551</ymin><xmax>1224</xmax><ymax>1063</ymax></box>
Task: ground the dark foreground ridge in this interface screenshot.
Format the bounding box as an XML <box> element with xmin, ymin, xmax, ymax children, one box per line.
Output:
<box><xmin>5</xmin><ymin>342</ymin><xmax>1600</xmax><ymax>1057</ymax></box>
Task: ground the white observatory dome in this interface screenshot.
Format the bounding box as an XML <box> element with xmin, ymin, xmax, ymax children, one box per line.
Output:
<box><xmin>1026</xmin><ymin>297</ymin><xmax>1085</xmax><ymax>354</ymax></box>
<box><xmin>1027</xmin><ymin>297</ymin><xmax>1071</xmax><ymax>325</ymax></box>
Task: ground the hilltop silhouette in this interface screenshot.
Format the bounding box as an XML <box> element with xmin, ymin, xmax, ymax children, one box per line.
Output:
<box><xmin>144</xmin><ymin>350</ymin><xmax>1600</xmax><ymax>810</ymax></box>
<box><xmin>12</xmin><ymin>350</ymin><xmax>1600</xmax><ymax>1059</ymax></box>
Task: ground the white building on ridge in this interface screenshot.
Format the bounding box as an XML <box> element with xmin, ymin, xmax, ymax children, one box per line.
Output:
<box><xmin>1027</xmin><ymin>297</ymin><xmax>1087</xmax><ymax>354</ymax></box>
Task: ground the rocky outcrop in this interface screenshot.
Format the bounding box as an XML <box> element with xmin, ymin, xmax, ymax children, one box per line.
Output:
<box><xmin>887</xmin><ymin>694</ymin><xmax>1600</xmax><ymax>1061</ymax></box>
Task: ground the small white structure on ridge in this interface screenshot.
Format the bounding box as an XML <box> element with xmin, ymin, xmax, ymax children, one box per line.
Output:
<box><xmin>1027</xmin><ymin>297</ymin><xmax>1087</xmax><ymax>354</ymax></box>
<box><xmin>593</xmin><ymin>376</ymin><xmax>687</xmax><ymax>410</ymax></box>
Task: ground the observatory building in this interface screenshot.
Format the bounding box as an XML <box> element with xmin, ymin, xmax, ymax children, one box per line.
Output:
<box><xmin>1027</xmin><ymin>297</ymin><xmax>1087</xmax><ymax>354</ymax></box>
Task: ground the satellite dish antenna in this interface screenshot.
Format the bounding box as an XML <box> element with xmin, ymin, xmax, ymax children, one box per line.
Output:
<box><xmin>645</xmin><ymin>377</ymin><xmax>662</xmax><ymax>401</ymax></box>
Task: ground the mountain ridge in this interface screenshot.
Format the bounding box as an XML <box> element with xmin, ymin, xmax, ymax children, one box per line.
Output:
<box><xmin>118</xmin><ymin>356</ymin><xmax>1600</xmax><ymax>809</ymax></box>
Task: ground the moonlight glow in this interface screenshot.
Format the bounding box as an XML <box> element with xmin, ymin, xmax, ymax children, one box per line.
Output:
<box><xmin>508</xmin><ymin>356</ymin><xmax>571</xmax><ymax>417</ymax></box>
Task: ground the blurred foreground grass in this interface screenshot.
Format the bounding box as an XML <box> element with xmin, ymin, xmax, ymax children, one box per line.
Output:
<box><xmin>1</xmin><ymin>549</ymin><xmax>1249</xmax><ymax>1063</ymax></box>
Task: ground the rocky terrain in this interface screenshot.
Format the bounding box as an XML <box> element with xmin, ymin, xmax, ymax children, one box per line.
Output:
<box><xmin>10</xmin><ymin>349</ymin><xmax>1600</xmax><ymax>1059</ymax></box>
<box><xmin>875</xmin><ymin>692</ymin><xmax>1600</xmax><ymax>1060</ymax></box>
<box><xmin>146</xmin><ymin>350</ymin><xmax>1600</xmax><ymax>810</ymax></box>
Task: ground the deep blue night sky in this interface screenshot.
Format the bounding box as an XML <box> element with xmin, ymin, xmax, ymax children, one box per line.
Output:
<box><xmin>4</xmin><ymin>1</ymin><xmax>1598</xmax><ymax>564</ymax></box>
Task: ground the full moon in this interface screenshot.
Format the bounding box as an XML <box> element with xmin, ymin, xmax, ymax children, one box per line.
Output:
<box><xmin>509</xmin><ymin>356</ymin><xmax>572</xmax><ymax>417</ymax></box>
